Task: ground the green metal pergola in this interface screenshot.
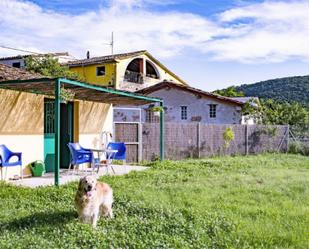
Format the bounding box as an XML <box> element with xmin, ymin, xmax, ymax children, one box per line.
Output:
<box><xmin>0</xmin><ymin>77</ymin><xmax>164</xmax><ymax>186</ymax></box>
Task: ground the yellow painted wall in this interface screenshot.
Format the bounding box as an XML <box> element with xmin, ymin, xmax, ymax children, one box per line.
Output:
<box><xmin>0</xmin><ymin>89</ymin><xmax>44</xmax><ymax>180</ymax></box>
<box><xmin>69</xmin><ymin>55</ymin><xmax>185</xmax><ymax>90</ymax></box>
<box><xmin>78</xmin><ymin>101</ymin><xmax>113</xmax><ymax>158</ymax></box>
<box><xmin>0</xmin><ymin>89</ymin><xmax>44</xmax><ymax>134</ymax></box>
<box><xmin>0</xmin><ymin>89</ymin><xmax>113</xmax><ymax>180</ymax></box>
<box><xmin>70</xmin><ymin>63</ymin><xmax>116</xmax><ymax>86</ymax></box>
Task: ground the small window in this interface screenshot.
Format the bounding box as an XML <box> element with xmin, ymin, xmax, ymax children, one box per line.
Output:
<box><xmin>209</xmin><ymin>104</ymin><xmax>217</xmax><ymax>118</ymax></box>
<box><xmin>145</xmin><ymin>110</ymin><xmax>159</xmax><ymax>123</ymax></box>
<box><xmin>181</xmin><ymin>106</ymin><xmax>187</xmax><ymax>120</ymax></box>
<box><xmin>12</xmin><ymin>62</ymin><xmax>21</xmax><ymax>68</ymax></box>
<box><xmin>96</xmin><ymin>66</ymin><xmax>105</xmax><ymax>76</ymax></box>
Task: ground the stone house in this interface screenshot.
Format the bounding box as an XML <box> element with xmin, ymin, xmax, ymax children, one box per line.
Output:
<box><xmin>114</xmin><ymin>81</ymin><xmax>245</xmax><ymax>124</ymax></box>
<box><xmin>230</xmin><ymin>97</ymin><xmax>260</xmax><ymax>125</ymax></box>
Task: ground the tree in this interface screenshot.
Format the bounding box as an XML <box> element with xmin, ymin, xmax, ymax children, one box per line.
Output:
<box><xmin>213</xmin><ymin>86</ymin><xmax>245</xmax><ymax>97</ymax></box>
<box><xmin>25</xmin><ymin>55</ymin><xmax>81</xmax><ymax>80</ymax></box>
<box><xmin>215</xmin><ymin>86</ymin><xmax>309</xmax><ymax>135</ymax></box>
<box><xmin>260</xmin><ymin>100</ymin><xmax>309</xmax><ymax>136</ymax></box>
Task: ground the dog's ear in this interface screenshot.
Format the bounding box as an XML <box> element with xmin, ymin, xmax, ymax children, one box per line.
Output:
<box><xmin>78</xmin><ymin>178</ymin><xmax>83</xmax><ymax>191</ymax></box>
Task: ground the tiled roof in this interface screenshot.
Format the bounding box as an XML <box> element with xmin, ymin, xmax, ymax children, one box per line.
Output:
<box><xmin>229</xmin><ymin>97</ymin><xmax>259</xmax><ymax>107</ymax></box>
<box><xmin>136</xmin><ymin>81</ymin><xmax>244</xmax><ymax>106</ymax></box>
<box><xmin>65</xmin><ymin>50</ymin><xmax>187</xmax><ymax>85</ymax></box>
<box><xmin>0</xmin><ymin>52</ymin><xmax>69</xmax><ymax>61</ymax></box>
<box><xmin>0</xmin><ymin>63</ymin><xmax>47</xmax><ymax>81</ymax></box>
<box><xmin>229</xmin><ymin>97</ymin><xmax>259</xmax><ymax>103</ymax></box>
<box><xmin>65</xmin><ymin>50</ymin><xmax>147</xmax><ymax>67</ymax></box>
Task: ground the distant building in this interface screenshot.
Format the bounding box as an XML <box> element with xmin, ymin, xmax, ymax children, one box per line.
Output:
<box><xmin>66</xmin><ymin>50</ymin><xmax>186</xmax><ymax>92</ymax></box>
<box><xmin>114</xmin><ymin>81</ymin><xmax>245</xmax><ymax>124</ymax></box>
<box><xmin>229</xmin><ymin>97</ymin><xmax>260</xmax><ymax>125</ymax></box>
<box><xmin>0</xmin><ymin>52</ymin><xmax>74</xmax><ymax>69</ymax></box>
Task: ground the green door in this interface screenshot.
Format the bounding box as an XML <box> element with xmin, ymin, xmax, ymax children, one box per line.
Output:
<box><xmin>60</xmin><ymin>102</ymin><xmax>74</xmax><ymax>169</ymax></box>
<box><xmin>44</xmin><ymin>99</ymin><xmax>74</xmax><ymax>172</ymax></box>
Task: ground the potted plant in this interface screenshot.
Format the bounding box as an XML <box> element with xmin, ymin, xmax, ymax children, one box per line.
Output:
<box><xmin>150</xmin><ymin>106</ymin><xmax>164</xmax><ymax>116</ymax></box>
<box><xmin>60</xmin><ymin>87</ymin><xmax>75</xmax><ymax>103</ymax></box>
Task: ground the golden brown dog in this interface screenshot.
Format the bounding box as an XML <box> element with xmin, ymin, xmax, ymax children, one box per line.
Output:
<box><xmin>75</xmin><ymin>176</ymin><xmax>113</xmax><ymax>228</ymax></box>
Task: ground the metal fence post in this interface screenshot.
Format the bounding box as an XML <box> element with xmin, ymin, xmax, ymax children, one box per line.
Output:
<box><xmin>138</xmin><ymin>122</ymin><xmax>143</xmax><ymax>162</ymax></box>
<box><xmin>287</xmin><ymin>125</ymin><xmax>290</xmax><ymax>153</ymax></box>
<box><xmin>54</xmin><ymin>79</ymin><xmax>61</xmax><ymax>186</ymax></box>
<box><xmin>159</xmin><ymin>101</ymin><xmax>164</xmax><ymax>161</ymax></box>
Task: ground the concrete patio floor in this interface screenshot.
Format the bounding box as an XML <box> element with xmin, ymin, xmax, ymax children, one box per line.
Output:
<box><xmin>9</xmin><ymin>165</ymin><xmax>148</xmax><ymax>188</ymax></box>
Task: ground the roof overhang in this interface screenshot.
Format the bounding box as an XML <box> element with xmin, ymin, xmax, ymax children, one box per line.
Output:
<box><xmin>137</xmin><ymin>81</ymin><xmax>244</xmax><ymax>106</ymax></box>
<box><xmin>0</xmin><ymin>77</ymin><xmax>162</xmax><ymax>106</ymax></box>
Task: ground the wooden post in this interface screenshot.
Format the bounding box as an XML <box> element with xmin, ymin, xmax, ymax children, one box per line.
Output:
<box><xmin>197</xmin><ymin>122</ymin><xmax>201</xmax><ymax>158</ymax></box>
<box><xmin>139</xmin><ymin>59</ymin><xmax>144</xmax><ymax>74</ymax></box>
<box><xmin>245</xmin><ymin>125</ymin><xmax>249</xmax><ymax>155</ymax></box>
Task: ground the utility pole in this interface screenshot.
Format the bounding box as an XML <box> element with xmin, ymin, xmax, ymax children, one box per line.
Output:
<box><xmin>111</xmin><ymin>32</ymin><xmax>114</xmax><ymax>55</ymax></box>
<box><xmin>103</xmin><ymin>32</ymin><xmax>114</xmax><ymax>55</ymax></box>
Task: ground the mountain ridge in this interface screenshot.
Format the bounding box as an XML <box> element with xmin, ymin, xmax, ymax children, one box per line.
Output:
<box><xmin>234</xmin><ymin>75</ymin><xmax>309</xmax><ymax>107</ymax></box>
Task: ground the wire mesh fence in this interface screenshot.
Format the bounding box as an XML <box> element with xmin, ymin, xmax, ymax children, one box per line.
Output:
<box><xmin>289</xmin><ymin>125</ymin><xmax>309</xmax><ymax>156</ymax></box>
<box><xmin>115</xmin><ymin>123</ymin><xmax>290</xmax><ymax>162</ymax></box>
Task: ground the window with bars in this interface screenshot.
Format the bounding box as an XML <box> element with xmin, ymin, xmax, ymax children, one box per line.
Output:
<box><xmin>181</xmin><ymin>106</ymin><xmax>187</xmax><ymax>120</ymax></box>
<box><xmin>44</xmin><ymin>100</ymin><xmax>55</xmax><ymax>134</ymax></box>
<box><xmin>209</xmin><ymin>104</ymin><xmax>217</xmax><ymax>118</ymax></box>
<box><xmin>145</xmin><ymin>110</ymin><xmax>159</xmax><ymax>123</ymax></box>
<box><xmin>96</xmin><ymin>66</ymin><xmax>105</xmax><ymax>76</ymax></box>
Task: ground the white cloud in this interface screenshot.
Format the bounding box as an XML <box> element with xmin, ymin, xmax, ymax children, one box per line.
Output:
<box><xmin>0</xmin><ymin>0</ymin><xmax>219</xmax><ymax>59</ymax></box>
<box><xmin>0</xmin><ymin>0</ymin><xmax>309</xmax><ymax>64</ymax></box>
<box><xmin>208</xmin><ymin>0</ymin><xmax>309</xmax><ymax>63</ymax></box>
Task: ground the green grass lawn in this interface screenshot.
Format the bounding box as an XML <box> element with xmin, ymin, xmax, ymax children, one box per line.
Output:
<box><xmin>1</xmin><ymin>154</ymin><xmax>309</xmax><ymax>248</ymax></box>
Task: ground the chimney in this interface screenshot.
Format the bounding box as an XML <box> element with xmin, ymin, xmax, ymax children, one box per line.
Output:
<box><xmin>86</xmin><ymin>51</ymin><xmax>90</xmax><ymax>59</ymax></box>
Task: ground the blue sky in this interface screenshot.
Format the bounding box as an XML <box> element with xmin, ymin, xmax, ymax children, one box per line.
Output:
<box><xmin>31</xmin><ymin>0</ymin><xmax>263</xmax><ymax>15</ymax></box>
<box><xmin>1</xmin><ymin>0</ymin><xmax>309</xmax><ymax>91</ymax></box>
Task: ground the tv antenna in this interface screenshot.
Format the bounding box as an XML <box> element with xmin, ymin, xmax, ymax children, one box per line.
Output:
<box><xmin>103</xmin><ymin>32</ymin><xmax>114</xmax><ymax>55</ymax></box>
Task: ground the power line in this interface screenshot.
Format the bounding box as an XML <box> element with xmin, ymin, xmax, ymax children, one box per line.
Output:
<box><xmin>0</xmin><ymin>45</ymin><xmax>78</xmax><ymax>60</ymax></box>
<box><xmin>0</xmin><ymin>45</ymin><xmax>41</xmax><ymax>55</ymax></box>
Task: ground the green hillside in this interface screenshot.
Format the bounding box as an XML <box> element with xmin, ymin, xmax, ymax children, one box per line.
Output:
<box><xmin>235</xmin><ymin>75</ymin><xmax>309</xmax><ymax>107</ymax></box>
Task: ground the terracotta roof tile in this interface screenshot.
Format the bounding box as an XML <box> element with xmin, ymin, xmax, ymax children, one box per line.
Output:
<box><xmin>0</xmin><ymin>63</ymin><xmax>47</xmax><ymax>81</ymax></box>
<box><xmin>136</xmin><ymin>81</ymin><xmax>244</xmax><ymax>106</ymax></box>
<box><xmin>0</xmin><ymin>52</ymin><xmax>69</xmax><ymax>61</ymax></box>
<box><xmin>65</xmin><ymin>50</ymin><xmax>147</xmax><ymax>67</ymax></box>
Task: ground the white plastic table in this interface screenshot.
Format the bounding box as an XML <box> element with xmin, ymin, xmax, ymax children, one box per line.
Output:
<box><xmin>90</xmin><ymin>148</ymin><xmax>118</xmax><ymax>174</ymax></box>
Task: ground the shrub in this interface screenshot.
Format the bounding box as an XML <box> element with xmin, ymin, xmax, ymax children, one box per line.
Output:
<box><xmin>223</xmin><ymin>127</ymin><xmax>235</xmax><ymax>148</ymax></box>
<box><xmin>289</xmin><ymin>141</ymin><xmax>309</xmax><ymax>156</ymax></box>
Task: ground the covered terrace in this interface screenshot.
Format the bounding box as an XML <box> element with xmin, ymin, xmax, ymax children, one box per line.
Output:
<box><xmin>0</xmin><ymin>73</ymin><xmax>164</xmax><ymax>186</ymax></box>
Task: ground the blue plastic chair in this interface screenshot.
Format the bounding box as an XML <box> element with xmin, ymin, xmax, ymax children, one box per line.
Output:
<box><xmin>67</xmin><ymin>143</ymin><xmax>93</xmax><ymax>173</ymax></box>
<box><xmin>102</xmin><ymin>142</ymin><xmax>126</xmax><ymax>174</ymax></box>
<box><xmin>106</xmin><ymin>142</ymin><xmax>126</xmax><ymax>161</ymax></box>
<box><xmin>0</xmin><ymin>144</ymin><xmax>22</xmax><ymax>180</ymax></box>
